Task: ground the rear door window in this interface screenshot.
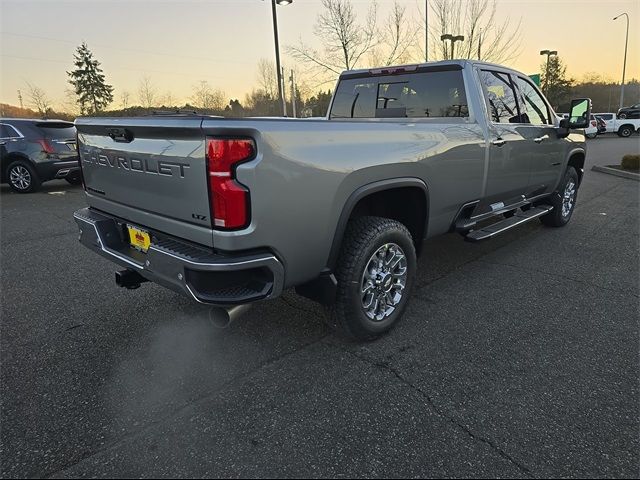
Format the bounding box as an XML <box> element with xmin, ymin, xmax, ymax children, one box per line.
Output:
<box><xmin>479</xmin><ymin>70</ymin><xmax>524</xmax><ymax>124</ymax></box>
<box><xmin>0</xmin><ymin>124</ymin><xmax>21</xmax><ymax>138</ymax></box>
<box><xmin>330</xmin><ymin>69</ymin><xmax>468</xmax><ymax>119</ymax></box>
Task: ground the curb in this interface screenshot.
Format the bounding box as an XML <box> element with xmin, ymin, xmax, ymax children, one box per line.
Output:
<box><xmin>591</xmin><ymin>165</ymin><xmax>640</xmax><ymax>181</ymax></box>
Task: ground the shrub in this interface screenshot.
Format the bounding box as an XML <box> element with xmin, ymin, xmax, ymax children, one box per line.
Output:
<box><xmin>621</xmin><ymin>154</ymin><xmax>640</xmax><ymax>171</ymax></box>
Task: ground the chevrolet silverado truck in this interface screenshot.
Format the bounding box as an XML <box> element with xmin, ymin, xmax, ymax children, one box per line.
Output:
<box><xmin>73</xmin><ymin>60</ymin><xmax>591</xmax><ymax>340</ymax></box>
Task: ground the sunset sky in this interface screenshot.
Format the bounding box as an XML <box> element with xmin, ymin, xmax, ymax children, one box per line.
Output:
<box><xmin>0</xmin><ymin>0</ymin><xmax>638</xmax><ymax>111</ymax></box>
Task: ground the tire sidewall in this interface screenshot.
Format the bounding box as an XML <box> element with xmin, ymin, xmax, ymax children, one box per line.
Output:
<box><xmin>619</xmin><ymin>126</ymin><xmax>632</xmax><ymax>137</ymax></box>
<box><xmin>343</xmin><ymin>226</ymin><xmax>416</xmax><ymax>339</ymax></box>
<box><xmin>554</xmin><ymin>167</ymin><xmax>579</xmax><ymax>226</ymax></box>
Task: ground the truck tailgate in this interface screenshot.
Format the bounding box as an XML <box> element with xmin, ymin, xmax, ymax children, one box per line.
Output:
<box><xmin>76</xmin><ymin>117</ymin><xmax>213</xmax><ymax>245</ymax></box>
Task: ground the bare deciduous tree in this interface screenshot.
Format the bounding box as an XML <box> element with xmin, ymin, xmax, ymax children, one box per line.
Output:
<box><xmin>25</xmin><ymin>82</ymin><xmax>51</xmax><ymax>115</ymax></box>
<box><xmin>370</xmin><ymin>1</ymin><xmax>420</xmax><ymax>66</ymax></box>
<box><xmin>427</xmin><ymin>0</ymin><xmax>521</xmax><ymax>63</ymax></box>
<box><xmin>190</xmin><ymin>81</ymin><xmax>226</xmax><ymax>111</ymax></box>
<box><xmin>120</xmin><ymin>91</ymin><xmax>130</xmax><ymax>109</ymax></box>
<box><xmin>138</xmin><ymin>77</ymin><xmax>157</xmax><ymax>108</ymax></box>
<box><xmin>287</xmin><ymin>0</ymin><xmax>378</xmax><ymax>75</ymax></box>
<box><xmin>162</xmin><ymin>91</ymin><xmax>177</xmax><ymax>107</ymax></box>
<box><xmin>257</xmin><ymin>59</ymin><xmax>278</xmax><ymax>99</ymax></box>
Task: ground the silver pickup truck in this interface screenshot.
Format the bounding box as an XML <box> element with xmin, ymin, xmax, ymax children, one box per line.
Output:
<box><xmin>74</xmin><ymin>60</ymin><xmax>591</xmax><ymax>340</ymax></box>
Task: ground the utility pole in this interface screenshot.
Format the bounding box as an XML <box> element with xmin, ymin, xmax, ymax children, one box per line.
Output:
<box><xmin>425</xmin><ymin>0</ymin><xmax>428</xmax><ymax>62</ymax></box>
<box><xmin>281</xmin><ymin>66</ymin><xmax>287</xmax><ymax>117</ymax></box>
<box><xmin>477</xmin><ymin>30</ymin><xmax>481</xmax><ymax>60</ymax></box>
<box><xmin>290</xmin><ymin>70</ymin><xmax>297</xmax><ymax>118</ymax></box>
<box><xmin>17</xmin><ymin>90</ymin><xmax>23</xmax><ymax>109</ymax></box>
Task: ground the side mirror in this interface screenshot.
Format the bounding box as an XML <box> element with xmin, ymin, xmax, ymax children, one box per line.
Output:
<box><xmin>568</xmin><ymin>98</ymin><xmax>591</xmax><ymax>128</ymax></box>
<box><xmin>558</xmin><ymin>98</ymin><xmax>592</xmax><ymax>137</ymax></box>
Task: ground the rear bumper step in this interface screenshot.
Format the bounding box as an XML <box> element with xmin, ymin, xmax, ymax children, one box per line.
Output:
<box><xmin>465</xmin><ymin>206</ymin><xmax>553</xmax><ymax>242</ymax></box>
<box><xmin>73</xmin><ymin>207</ymin><xmax>284</xmax><ymax>305</ymax></box>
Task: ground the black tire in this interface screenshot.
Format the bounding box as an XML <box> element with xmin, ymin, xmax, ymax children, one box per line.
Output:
<box><xmin>618</xmin><ymin>113</ymin><xmax>627</xmax><ymax>119</ymax></box>
<box><xmin>6</xmin><ymin>161</ymin><xmax>41</xmax><ymax>193</ymax></box>
<box><xmin>618</xmin><ymin>125</ymin><xmax>633</xmax><ymax>137</ymax></box>
<box><xmin>330</xmin><ymin>216</ymin><xmax>417</xmax><ymax>341</ymax></box>
<box><xmin>65</xmin><ymin>174</ymin><xmax>82</xmax><ymax>185</ymax></box>
<box><xmin>540</xmin><ymin>166</ymin><xmax>579</xmax><ymax>227</ymax></box>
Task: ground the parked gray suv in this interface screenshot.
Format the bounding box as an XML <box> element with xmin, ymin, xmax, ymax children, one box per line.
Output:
<box><xmin>73</xmin><ymin>60</ymin><xmax>591</xmax><ymax>340</ymax></box>
<box><xmin>1</xmin><ymin>119</ymin><xmax>80</xmax><ymax>193</ymax></box>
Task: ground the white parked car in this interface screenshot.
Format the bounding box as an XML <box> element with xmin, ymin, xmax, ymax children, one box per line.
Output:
<box><xmin>585</xmin><ymin>114</ymin><xmax>598</xmax><ymax>139</ymax></box>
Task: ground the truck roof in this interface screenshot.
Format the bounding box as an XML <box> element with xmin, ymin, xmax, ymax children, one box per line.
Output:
<box><xmin>341</xmin><ymin>59</ymin><xmax>529</xmax><ymax>78</ymax></box>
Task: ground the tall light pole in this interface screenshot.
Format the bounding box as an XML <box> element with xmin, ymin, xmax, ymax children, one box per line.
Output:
<box><xmin>613</xmin><ymin>13</ymin><xmax>629</xmax><ymax>110</ymax></box>
<box><xmin>539</xmin><ymin>49</ymin><xmax>557</xmax><ymax>95</ymax></box>
<box><xmin>441</xmin><ymin>34</ymin><xmax>465</xmax><ymax>59</ymax></box>
<box><xmin>266</xmin><ymin>0</ymin><xmax>292</xmax><ymax>117</ymax></box>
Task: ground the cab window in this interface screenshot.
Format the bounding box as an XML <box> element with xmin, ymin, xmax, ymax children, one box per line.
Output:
<box><xmin>514</xmin><ymin>77</ymin><xmax>551</xmax><ymax>125</ymax></box>
<box><xmin>479</xmin><ymin>70</ymin><xmax>524</xmax><ymax>123</ymax></box>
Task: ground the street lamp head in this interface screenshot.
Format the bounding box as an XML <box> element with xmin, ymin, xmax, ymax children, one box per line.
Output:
<box><xmin>550</xmin><ymin>50</ymin><xmax>557</xmax><ymax>56</ymax></box>
<box><xmin>440</xmin><ymin>34</ymin><xmax>453</xmax><ymax>41</ymax></box>
<box><xmin>453</xmin><ymin>35</ymin><xmax>465</xmax><ymax>42</ymax></box>
<box><xmin>540</xmin><ymin>49</ymin><xmax>550</xmax><ymax>55</ymax></box>
<box><xmin>276</xmin><ymin>0</ymin><xmax>292</xmax><ymax>4</ymax></box>
<box><xmin>613</xmin><ymin>12</ymin><xmax>627</xmax><ymax>20</ymax></box>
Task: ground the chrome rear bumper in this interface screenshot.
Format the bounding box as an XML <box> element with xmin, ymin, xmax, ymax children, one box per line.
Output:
<box><xmin>73</xmin><ymin>207</ymin><xmax>284</xmax><ymax>305</ymax></box>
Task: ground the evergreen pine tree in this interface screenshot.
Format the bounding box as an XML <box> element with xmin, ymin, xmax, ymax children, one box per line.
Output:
<box><xmin>541</xmin><ymin>56</ymin><xmax>574</xmax><ymax>110</ymax></box>
<box><xmin>67</xmin><ymin>43</ymin><xmax>114</xmax><ymax>114</ymax></box>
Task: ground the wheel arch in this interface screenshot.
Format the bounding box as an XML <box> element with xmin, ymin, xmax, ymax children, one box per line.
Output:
<box><xmin>566</xmin><ymin>148</ymin><xmax>586</xmax><ymax>185</ymax></box>
<box><xmin>326</xmin><ymin>178</ymin><xmax>429</xmax><ymax>271</ymax></box>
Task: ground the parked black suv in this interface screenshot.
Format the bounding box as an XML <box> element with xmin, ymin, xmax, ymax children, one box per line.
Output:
<box><xmin>1</xmin><ymin>118</ymin><xmax>80</xmax><ymax>193</ymax></box>
<box><xmin>617</xmin><ymin>103</ymin><xmax>640</xmax><ymax>119</ymax></box>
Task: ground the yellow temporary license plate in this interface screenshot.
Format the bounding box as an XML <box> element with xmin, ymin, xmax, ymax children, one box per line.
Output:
<box><xmin>127</xmin><ymin>224</ymin><xmax>151</xmax><ymax>252</ymax></box>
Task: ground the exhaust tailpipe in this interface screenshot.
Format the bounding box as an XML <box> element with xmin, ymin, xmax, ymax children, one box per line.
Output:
<box><xmin>208</xmin><ymin>304</ymin><xmax>251</xmax><ymax>328</ymax></box>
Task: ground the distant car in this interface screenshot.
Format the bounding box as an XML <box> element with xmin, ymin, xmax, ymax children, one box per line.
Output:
<box><xmin>585</xmin><ymin>114</ymin><xmax>598</xmax><ymax>138</ymax></box>
<box><xmin>0</xmin><ymin>119</ymin><xmax>80</xmax><ymax>193</ymax></box>
<box><xmin>593</xmin><ymin>113</ymin><xmax>616</xmax><ymax>133</ymax></box>
<box><xmin>617</xmin><ymin>103</ymin><xmax>640</xmax><ymax>119</ymax></box>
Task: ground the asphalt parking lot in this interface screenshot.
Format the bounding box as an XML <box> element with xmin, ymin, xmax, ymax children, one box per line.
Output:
<box><xmin>1</xmin><ymin>136</ymin><xmax>639</xmax><ymax>478</ymax></box>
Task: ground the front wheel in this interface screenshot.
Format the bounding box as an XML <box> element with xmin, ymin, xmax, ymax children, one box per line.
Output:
<box><xmin>618</xmin><ymin>113</ymin><xmax>627</xmax><ymax>119</ymax></box>
<box><xmin>330</xmin><ymin>216</ymin><xmax>417</xmax><ymax>341</ymax></box>
<box><xmin>540</xmin><ymin>166</ymin><xmax>579</xmax><ymax>227</ymax></box>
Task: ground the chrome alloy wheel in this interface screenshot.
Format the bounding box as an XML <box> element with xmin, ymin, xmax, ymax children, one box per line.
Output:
<box><xmin>562</xmin><ymin>180</ymin><xmax>576</xmax><ymax>218</ymax></box>
<box><xmin>361</xmin><ymin>243</ymin><xmax>408</xmax><ymax>321</ymax></box>
<box><xmin>9</xmin><ymin>165</ymin><xmax>31</xmax><ymax>190</ymax></box>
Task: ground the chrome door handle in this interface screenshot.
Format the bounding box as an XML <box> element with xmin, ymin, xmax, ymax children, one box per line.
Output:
<box><xmin>534</xmin><ymin>135</ymin><xmax>549</xmax><ymax>144</ymax></box>
<box><xmin>491</xmin><ymin>138</ymin><xmax>506</xmax><ymax>147</ymax></box>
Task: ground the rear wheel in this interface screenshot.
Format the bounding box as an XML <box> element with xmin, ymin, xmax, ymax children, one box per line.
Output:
<box><xmin>65</xmin><ymin>173</ymin><xmax>82</xmax><ymax>185</ymax></box>
<box><xmin>7</xmin><ymin>161</ymin><xmax>41</xmax><ymax>193</ymax></box>
<box><xmin>330</xmin><ymin>216</ymin><xmax>416</xmax><ymax>341</ymax></box>
<box><xmin>618</xmin><ymin>125</ymin><xmax>633</xmax><ymax>137</ymax></box>
<box><xmin>540</xmin><ymin>166</ymin><xmax>579</xmax><ymax>227</ymax></box>
<box><xmin>618</xmin><ymin>113</ymin><xmax>627</xmax><ymax>119</ymax></box>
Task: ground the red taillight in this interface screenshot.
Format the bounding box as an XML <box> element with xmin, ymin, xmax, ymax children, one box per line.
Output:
<box><xmin>206</xmin><ymin>138</ymin><xmax>254</xmax><ymax>229</ymax></box>
<box><xmin>35</xmin><ymin>139</ymin><xmax>55</xmax><ymax>154</ymax></box>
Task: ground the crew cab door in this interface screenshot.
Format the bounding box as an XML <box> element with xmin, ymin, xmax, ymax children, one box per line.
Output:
<box><xmin>477</xmin><ymin>69</ymin><xmax>531</xmax><ymax>211</ymax></box>
<box><xmin>512</xmin><ymin>75</ymin><xmax>564</xmax><ymax>195</ymax></box>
